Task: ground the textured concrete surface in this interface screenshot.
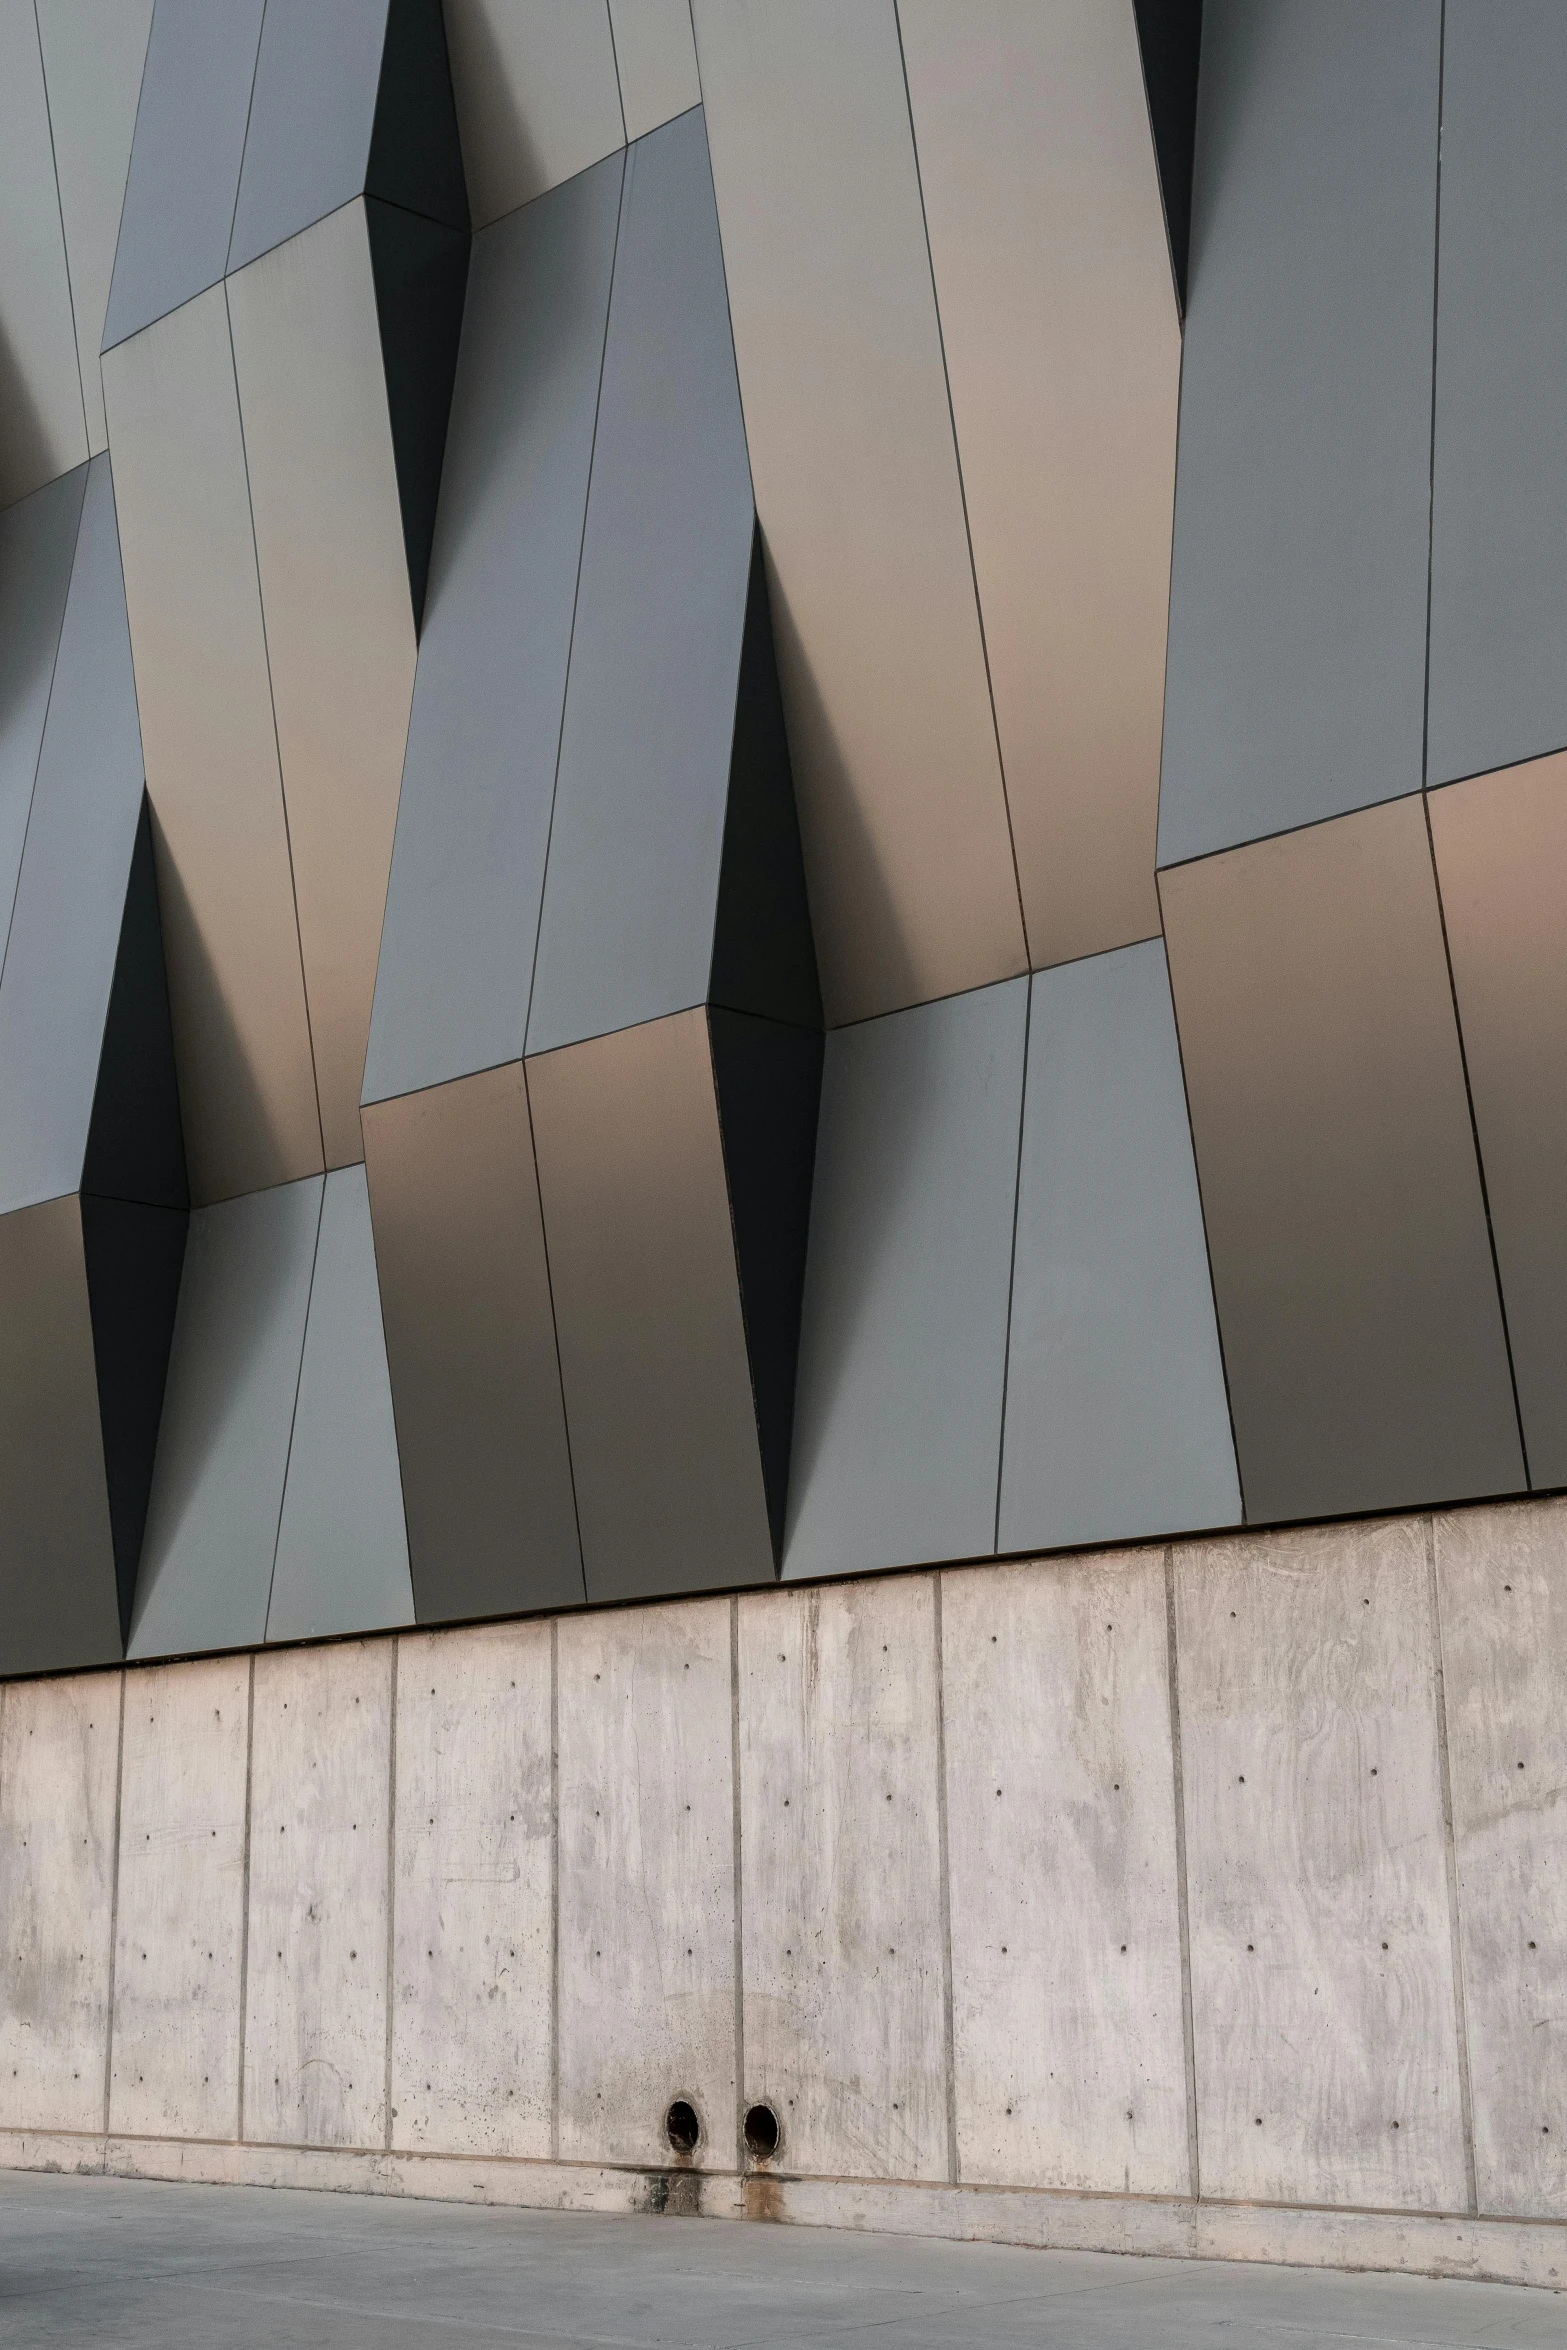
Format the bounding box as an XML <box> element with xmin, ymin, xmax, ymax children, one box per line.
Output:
<box><xmin>0</xmin><ymin>2172</ymin><xmax>1559</xmax><ymax>2347</ymax></box>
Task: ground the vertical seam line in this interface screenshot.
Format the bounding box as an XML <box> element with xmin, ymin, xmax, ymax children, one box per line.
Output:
<box><xmin>101</xmin><ymin>1670</ymin><xmax>126</xmax><ymax>2144</ymax></box>
<box><xmin>237</xmin><ymin>1651</ymin><xmax>255</xmax><ymax>2141</ymax></box>
<box><xmin>0</xmin><ymin>465</ymin><xmax>89</xmax><ymax>1001</ymax></box>
<box><xmin>730</xmin><ymin>1591</ymin><xmax>746</xmax><ymax>2169</ymax></box>
<box><xmin>522</xmin><ymin>1068</ymin><xmax>588</xmax><ymax>1604</ymax></box>
<box><xmin>32</xmin><ymin>0</ymin><xmax>90</xmax><ymax>453</ymax></box>
<box><xmin>604</xmin><ymin>0</ymin><xmax>630</xmax><ymax>148</ymax></box>
<box><xmin>1426</xmin><ymin>1513</ymin><xmax>1479</xmax><ymax>2214</ymax></box>
<box><xmin>383</xmin><ymin>1637</ymin><xmax>399</xmax><ymax>2151</ymax></box>
<box><xmin>261</xmin><ymin>1174</ymin><xmax>327</xmax><ymax>1639</ymax></box>
<box><xmin>223</xmin><ymin>7</ymin><xmax>267</xmax><ymax>277</ymax></box>
<box><xmin>932</xmin><ymin>1573</ymin><xmax>959</xmax><ymax>2185</ymax></box>
<box><xmin>1166</xmin><ymin>1548</ymin><xmax>1201</xmax><ymax>2202</ymax></box>
<box><xmin>991</xmin><ymin>977</ymin><xmax>1031</xmax><ymax>1551</ymax></box>
<box><xmin>894</xmin><ymin>1</ymin><xmax>1031</xmax><ymax>971</ymax></box>
<box><xmin>549</xmin><ymin>1614</ymin><xmax>561</xmax><ymax>2164</ymax></box>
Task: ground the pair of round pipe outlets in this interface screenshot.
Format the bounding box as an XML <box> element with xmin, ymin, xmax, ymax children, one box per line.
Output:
<box><xmin>662</xmin><ymin>2099</ymin><xmax>780</xmax><ymax>2161</ymax></box>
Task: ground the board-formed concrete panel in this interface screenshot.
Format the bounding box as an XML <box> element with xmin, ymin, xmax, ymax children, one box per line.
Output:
<box><xmin>391</xmin><ymin>1623</ymin><xmax>553</xmax><ymax>2160</ymax></box>
<box><xmin>1429</xmin><ymin>754</ymin><xmax>1567</xmax><ymax>1490</ymax></box>
<box><xmin>1160</xmin><ymin>796</ymin><xmax>1522</xmax><ymax>1525</ymax></box>
<box><xmin>609</xmin><ymin>1</ymin><xmax>698</xmax><ymax>142</ymax></box>
<box><xmin>0</xmin><ymin>0</ymin><xmax>89</xmax><ymax>506</ymax></box>
<box><xmin>1434</xmin><ymin>1499</ymin><xmax>1567</xmax><ymax>2220</ymax></box>
<box><xmin>692</xmin><ymin>0</ymin><xmax>1026</xmax><ymax>1023</ymax></box>
<box><xmin>244</xmin><ymin>1641</ymin><xmax>393</xmax><ymax>2151</ymax></box>
<box><xmin>131</xmin><ymin>1175</ymin><xmax>323</xmax><ymax>1662</ymax></box>
<box><xmin>267</xmin><ymin>1166</ymin><xmax>412</xmax><ymax>1645</ymax></box>
<box><xmin>1428</xmin><ymin>6</ymin><xmax>1567</xmax><ymax>788</ymax></box>
<box><xmin>785</xmin><ymin>979</ymin><xmax>1026</xmax><ymax>1580</ymax></box>
<box><xmin>443</xmin><ymin>0</ymin><xmax>624</xmax><ymax>229</ymax></box>
<box><xmin>101</xmin><ymin>284</ymin><xmax>323</xmax><ymax>1204</ymax></box>
<box><xmin>900</xmin><ymin>0</ymin><xmax>1176</xmax><ymax>968</ymax></box>
<box><xmin>109</xmin><ymin>1657</ymin><xmax>250</xmax><ymax>2142</ymax></box>
<box><xmin>0</xmin><ymin>1671</ymin><xmax>119</xmax><ymax>2135</ymax></box>
<box><xmin>1000</xmin><ymin>943</ymin><xmax>1239</xmax><ymax>1554</ymax></box>
<box><xmin>942</xmin><ymin>1553</ymin><xmax>1190</xmax><ymax>2195</ymax></box>
<box><xmin>33</xmin><ymin>0</ymin><xmax>154</xmax><ymax>454</ymax></box>
<box><xmin>102</xmin><ymin>0</ymin><xmax>265</xmax><ymax>351</ymax></box>
<box><xmin>1157</xmin><ymin>0</ymin><xmax>1440</xmax><ymax>869</ymax></box>
<box><xmin>363</xmin><ymin>155</ymin><xmax>622</xmax><ymax>1108</ymax></box>
<box><xmin>737</xmin><ymin>1578</ymin><xmax>949</xmax><ymax>2181</ymax></box>
<box><xmin>1174</xmin><ymin>1517</ymin><xmax>1467</xmax><ymax>2212</ymax></box>
<box><xmin>557</xmin><ymin>1603</ymin><xmax>737</xmax><ymax>2167</ymax></box>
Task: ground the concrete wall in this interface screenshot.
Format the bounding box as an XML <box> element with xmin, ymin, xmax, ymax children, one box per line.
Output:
<box><xmin>1</xmin><ymin>1502</ymin><xmax>1565</xmax><ymax>2290</ymax></box>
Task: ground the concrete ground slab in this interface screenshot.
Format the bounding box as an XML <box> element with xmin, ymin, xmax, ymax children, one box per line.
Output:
<box><xmin>0</xmin><ymin>2173</ymin><xmax>1559</xmax><ymax>2347</ymax></box>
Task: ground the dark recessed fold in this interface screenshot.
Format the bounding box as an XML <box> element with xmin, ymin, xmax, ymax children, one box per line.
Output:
<box><xmin>82</xmin><ymin>798</ymin><xmax>188</xmax><ymax>1211</ymax></box>
<box><xmin>368</xmin><ymin>0</ymin><xmax>470</xmax><ymax>232</ymax></box>
<box><xmin>365</xmin><ymin>197</ymin><xmax>471</xmax><ymax>629</ymax></box>
<box><xmin>1133</xmin><ymin>0</ymin><xmax>1203</xmax><ymax>308</ymax></box>
<box><xmin>80</xmin><ymin>1196</ymin><xmax>188</xmax><ymax>1643</ymax></box>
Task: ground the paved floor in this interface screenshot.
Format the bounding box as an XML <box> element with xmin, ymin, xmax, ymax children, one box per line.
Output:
<box><xmin>0</xmin><ymin>2172</ymin><xmax>1559</xmax><ymax>2347</ymax></box>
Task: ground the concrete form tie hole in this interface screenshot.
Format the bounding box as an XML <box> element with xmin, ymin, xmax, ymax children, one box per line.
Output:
<box><xmin>665</xmin><ymin>2099</ymin><xmax>701</xmax><ymax>2156</ymax></box>
<box><xmin>745</xmin><ymin>2103</ymin><xmax>780</xmax><ymax>2161</ymax></box>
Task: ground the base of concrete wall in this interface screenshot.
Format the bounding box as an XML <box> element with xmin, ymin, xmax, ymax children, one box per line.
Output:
<box><xmin>1</xmin><ymin>2129</ymin><xmax>1563</xmax><ymax>2292</ymax></box>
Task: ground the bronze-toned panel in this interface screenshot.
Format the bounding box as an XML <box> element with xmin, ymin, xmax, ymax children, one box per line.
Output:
<box><xmin>227</xmin><ymin>202</ymin><xmax>417</xmax><ymax>1170</ymax></box>
<box><xmin>900</xmin><ymin>0</ymin><xmax>1175</xmax><ymax>967</ymax></box>
<box><xmin>1430</xmin><ymin>752</ymin><xmax>1567</xmax><ymax>1486</ymax></box>
<box><xmin>1160</xmin><ymin>796</ymin><xmax>1522</xmax><ymax>1524</ymax></box>
<box><xmin>101</xmin><ymin>284</ymin><xmax>323</xmax><ymax>1204</ymax></box>
<box><xmin>527</xmin><ymin>1009</ymin><xmax>775</xmax><ymax>1604</ymax></box>
<box><xmin>0</xmin><ymin>1194</ymin><xmax>120</xmax><ymax>1677</ymax></box>
<box><xmin>362</xmin><ymin>1063</ymin><xmax>582</xmax><ymax>1624</ymax></box>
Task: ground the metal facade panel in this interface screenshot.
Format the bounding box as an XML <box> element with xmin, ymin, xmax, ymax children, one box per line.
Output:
<box><xmin>225</xmin><ymin>0</ymin><xmax>388</xmax><ymax>275</ymax></box>
<box><xmin>102</xmin><ymin>0</ymin><xmax>265</xmax><ymax>351</ymax></box>
<box><xmin>1428</xmin><ymin>6</ymin><xmax>1567</xmax><ymax>787</ymax></box>
<box><xmin>1428</xmin><ymin>754</ymin><xmax>1567</xmax><ymax>1486</ymax></box>
<box><xmin>0</xmin><ymin>1194</ymin><xmax>119</xmax><ymax>1676</ymax></box>
<box><xmin>692</xmin><ymin>0</ymin><xmax>1026</xmax><ymax>1025</ymax></box>
<box><xmin>0</xmin><ymin>465</ymin><xmax>84</xmax><ymax>967</ymax></box>
<box><xmin>129</xmin><ymin>1174</ymin><xmax>323</xmax><ymax>1662</ymax></box>
<box><xmin>609</xmin><ymin>1</ymin><xmax>699</xmax><ymax>142</ymax></box>
<box><xmin>267</xmin><ymin>1165</ymin><xmax>413</xmax><ymax>1644</ymax></box>
<box><xmin>0</xmin><ymin>458</ymin><xmax>144</xmax><ymax>1215</ymax></box>
<box><xmin>526</xmin><ymin>110</ymin><xmax>752</xmax><ymax>1057</ymax></box>
<box><xmin>0</xmin><ymin>0</ymin><xmax>88</xmax><ymax>507</ymax></box>
<box><xmin>527</xmin><ymin>1009</ymin><xmax>774</xmax><ymax>1604</ymax></box>
<box><xmin>1175</xmin><ymin>1519</ymin><xmax>1467</xmax><ymax>2211</ymax></box>
<box><xmin>784</xmin><ymin>978</ymin><xmax>1026</xmax><ymax>1580</ymax></box>
<box><xmin>33</xmin><ymin>0</ymin><xmax>154</xmax><ymax>455</ymax></box>
<box><xmin>363</xmin><ymin>155</ymin><xmax>622</xmax><ymax>1108</ymax></box>
<box><xmin>227</xmin><ymin>202</ymin><xmax>417</xmax><ymax>1170</ymax></box>
<box><xmin>900</xmin><ymin>0</ymin><xmax>1175</xmax><ymax>969</ymax></box>
<box><xmin>443</xmin><ymin>0</ymin><xmax>624</xmax><ymax>229</ymax></box>
<box><xmin>1157</xmin><ymin>0</ymin><xmax>1440</xmax><ymax>870</ymax></box>
<box><xmin>360</xmin><ymin>1063</ymin><xmax>583</xmax><ymax>1624</ymax></box>
<box><xmin>101</xmin><ymin>284</ymin><xmax>323</xmax><ymax>1204</ymax></box>
<box><xmin>1160</xmin><ymin>796</ymin><xmax>1523</xmax><ymax>1525</ymax></box>
<box><xmin>999</xmin><ymin>942</ymin><xmax>1239</xmax><ymax>1555</ymax></box>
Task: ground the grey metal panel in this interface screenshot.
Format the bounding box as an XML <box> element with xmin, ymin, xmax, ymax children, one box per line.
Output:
<box><xmin>225</xmin><ymin>0</ymin><xmax>388</xmax><ymax>276</ymax></box>
<box><xmin>130</xmin><ymin>1174</ymin><xmax>323</xmax><ymax>1661</ymax></box>
<box><xmin>0</xmin><ymin>0</ymin><xmax>89</xmax><ymax>506</ymax></box>
<box><xmin>1428</xmin><ymin>754</ymin><xmax>1567</xmax><ymax>1487</ymax></box>
<box><xmin>0</xmin><ymin>465</ymin><xmax>84</xmax><ymax>969</ymax></box>
<box><xmin>267</xmin><ymin>1164</ymin><xmax>413</xmax><ymax>1643</ymax></box>
<box><xmin>998</xmin><ymin>941</ymin><xmax>1239</xmax><ymax>1554</ymax></box>
<box><xmin>443</xmin><ymin>0</ymin><xmax>623</xmax><ymax>229</ymax></box>
<box><xmin>227</xmin><ymin>201</ymin><xmax>416</xmax><ymax>1170</ymax></box>
<box><xmin>1159</xmin><ymin>795</ymin><xmax>1523</xmax><ymax>1525</ymax></box>
<box><xmin>363</xmin><ymin>154</ymin><xmax>621</xmax><ymax>1108</ymax></box>
<box><xmin>102</xmin><ymin>0</ymin><xmax>265</xmax><ymax>352</ymax></box>
<box><xmin>526</xmin><ymin>109</ymin><xmax>752</xmax><ymax>1058</ymax></box>
<box><xmin>1156</xmin><ymin>0</ymin><xmax>1440</xmax><ymax>871</ymax></box>
<box><xmin>899</xmin><ymin>1</ymin><xmax>1174</xmax><ymax>969</ymax></box>
<box><xmin>0</xmin><ymin>458</ymin><xmax>143</xmax><ymax>1214</ymax></box>
<box><xmin>609</xmin><ymin>2</ymin><xmax>699</xmax><ymax>142</ymax></box>
<box><xmin>784</xmin><ymin>977</ymin><xmax>1027</xmax><ymax>1580</ymax></box>
<box><xmin>0</xmin><ymin>1194</ymin><xmax>120</xmax><ymax>1676</ymax></box>
<box><xmin>691</xmin><ymin>0</ymin><xmax>1026</xmax><ymax>1025</ymax></box>
<box><xmin>34</xmin><ymin>0</ymin><xmax>155</xmax><ymax>455</ymax></box>
<box><xmin>360</xmin><ymin>1062</ymin><xmax>583</xmax><ymax>1623</ymax></box>
<box><xmin>1428</xmin><ymin>7</ymin><xmax>1567</xmax><ymax>787</ymax></box>
<box><xmin>527</xmin><ymin>1009</ymin><xmax>774</xmax><ymax>1603</ymax></box>
<box><xmin>101</xmin><ymin>283</ymin><xmax>323</xmax><ymax>1204</ymax></box>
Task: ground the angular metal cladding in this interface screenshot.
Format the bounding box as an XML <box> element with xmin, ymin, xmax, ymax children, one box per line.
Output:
<box><xmin>1159</xmin><ymin>796</ymin><xmax>1524</xmax><ymax>1525</ymax></box>
<box><xmin>0</xmin><ymin>466</ymin><xmax>86</xmax><ymax>963</ymax></box>
<box><xmin>0</xmin><ymin>0</ymin><xmax>90</xmax><ymax>505</ymax></box>
<box><xmin>442</xmin><ymin>0</ymin><xmax>623</xmax><ymax>229</ymax></box>
<box><xmin>1132</xmin><ymin>0</ymin><xmax>1204</xmax><ymax>310</ymax></box>
<box><xmin>998</xmin><ymin>940</ymin><xmax>1240</xmax><ymax>1556</ymax></box>
<box><xmin>1429</xmin><ymin>753</ymin><xmax>1567</xmax><ymax>1486</ymax></box>
<box><xmin>609</xmin><ymin>4</ymin><xmax>700</xmax><ymax>144</ymax></box>
<box><xmin>900</xmin><ymin>0</ymin><xmax>1178</xmax><ymax>970</ymax></box>
<box><xmin>784</xmin><ymin>978</ymin><xmax>1028</xmax><ymax>1582</ymax></box>
<box><xmin>363</xmin><ymin>152</ymin><xmax>623</xmax><ymax>1110</ymax></box>
<box><xmin>361</xmin><ymin>1063</ymin><xmax>583</xmax><ymax>1626</ymax></box>
<box><xmin>0</xmin><ymin>456</ymin><xmax>187</xmax><ymax>1670</ymax></box>
<box><xmin>1157</xmin><ymin>0</ymin><xmax>1441</xmax><ymax>869</ymax></box>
